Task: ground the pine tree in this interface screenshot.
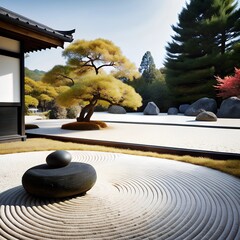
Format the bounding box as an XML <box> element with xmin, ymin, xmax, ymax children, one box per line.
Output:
<box><xmin>56</xmin><ymin>38</ymin><xmax>142</xmax><ymax>122</ymax></box>
<box><xmin>164</xmin><ymin>0</ymin><xmax>240</xmax><ymax>104</ymax></box>
<box><xmin>129</xmin><ymin>52</ymin><xmax>170</xmax><ymax>111</ymax></box>
<box><xmin>139</xmin><ymin>51</ymin><xmax>157</xmax><ymax>83</ymax></box>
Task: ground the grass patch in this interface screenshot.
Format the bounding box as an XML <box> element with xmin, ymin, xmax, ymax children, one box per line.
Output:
<box><xmin>0</xmin><ymin>138</ymin><xmax>239</xmax><ymax>178</ymax></box>
<box><xmin>61</xmin><ymin>121</ymin><xmax>107</xmax><ymax>130</ymax></box>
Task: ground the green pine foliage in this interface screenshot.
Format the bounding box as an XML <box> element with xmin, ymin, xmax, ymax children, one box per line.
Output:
<box><xmin>139</xmin><ymin>51</ymin><xmax>155</xmax><ymax>74</ymax></box>
<box><xmin>129</xmin><ymin>52</ymin><xmax>172</xmax><ymax>111</ymax></box>
<box><xmin>164</xmin><ymin>0</ymin><xmax>240</xmax><ymax>104</ymax></box>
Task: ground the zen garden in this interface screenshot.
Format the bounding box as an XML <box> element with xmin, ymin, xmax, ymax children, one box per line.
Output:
<box><xmin>0</xmin><ymin>0</ymin><xmax>240</xmax><ymax>239</ymax></box>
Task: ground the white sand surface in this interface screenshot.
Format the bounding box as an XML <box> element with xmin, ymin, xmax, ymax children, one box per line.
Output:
<box><xmin>25</xmin><ymin>112</ymin><xmax>240</xmax><ymax>154</ymax></box>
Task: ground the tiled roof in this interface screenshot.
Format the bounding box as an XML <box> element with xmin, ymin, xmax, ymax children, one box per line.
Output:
<box><xmin>0</xmin><ymin>7</ymin><xmax>75</xmax><ymax>52</ymax></box>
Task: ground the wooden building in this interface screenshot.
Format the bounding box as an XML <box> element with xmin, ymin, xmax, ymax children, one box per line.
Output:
<box><xmin>0</xmin><ymin>7</ymin><xmax>74</xmax><ymax>142</ymax></box>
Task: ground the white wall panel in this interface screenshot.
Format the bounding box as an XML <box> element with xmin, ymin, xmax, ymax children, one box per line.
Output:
<box><xmin>0</xmin><ymin>55</ymin><xmax>20</xmax><ymax>102</ymax></box>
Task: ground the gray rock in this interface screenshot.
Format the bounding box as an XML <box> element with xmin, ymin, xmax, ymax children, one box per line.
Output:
<box><xmin>179</xmin><ymin>104</ymin><xmax>190</xmax><ymax>114</ymax></box>
<box><xmin>168</xmin><ymin>107</ymin><xmax>179</xmax><ymax>115</ymax></box>
<box><xmin>46</xmin><ymin>150</ymin><xmax>72</xmax><ymax>168</ymax></box>
<box><xmin>185</xmin><ymin>97</ymin><xmax>217</xmax><ymax>116</ymax></box>
<box><xmin>196</xmin><ymin>111</ymin><xmax>217</xmax><ymax>121</ymax></box>
<box><xmin>108</xmin><ymin>105</ymin><xmax>126</xmax><ymax>114</ymax></box>
<box><xmin>22</xmin><ymin>162</ymin><xmax>97</xmax><ymax>198</ymax></box>
<box><xmin>217</xmin><ymin>96</ymin><xmax>240</xmax><ymax>118</ymax></box>
<box><xmin>143</xmin><ymin>102</ymin><xmax>160</xmax><ymax>115</ymax></box>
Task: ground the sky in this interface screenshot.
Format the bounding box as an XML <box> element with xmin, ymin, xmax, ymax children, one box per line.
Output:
<box><xmin>1</xmin><ymin>0</ymin><xmax>239</xmax><ymax>72</ymax></box>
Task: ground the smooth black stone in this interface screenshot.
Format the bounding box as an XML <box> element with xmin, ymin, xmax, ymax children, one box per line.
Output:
<box><xmin>46</xmin><ymin>150</ymin><xmax>72</xmax><ymax>168</ymax></box>
<box><xmin>22</xmin><ymin>162</ymin><xmax>97</xmax><ymax>198</ymax></box>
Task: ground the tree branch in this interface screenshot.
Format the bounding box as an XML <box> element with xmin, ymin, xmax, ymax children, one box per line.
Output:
<box><xmin>97</xmin><ymin>62</ymin><xmax>115</xmax><ymax>71</ymax></box>
<box><xmin>58</xmin><ymin>74</ymin><xmax>75</xmax><ymax>86</ymax></box>
<box><xmin>98</xmin><ymin>96</ymin><xmax>116</xmax><ymax>105</ymax></box>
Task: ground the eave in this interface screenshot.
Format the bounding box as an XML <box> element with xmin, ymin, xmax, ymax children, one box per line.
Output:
<box><xmin>0</xmin><ymin>7</ymin><xmax>75</xmax><ymax>53</ymax></box>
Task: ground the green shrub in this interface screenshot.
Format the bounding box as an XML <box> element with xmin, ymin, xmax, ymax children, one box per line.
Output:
<box><xmin>66</xmin><ymin>106</ymin><xmax>81</xmax><ymax>119</ymax></box>
<box><xmin>49</xmin><ymin>104</ymin><xmax>67</xmax><ymax>119</ymax></box>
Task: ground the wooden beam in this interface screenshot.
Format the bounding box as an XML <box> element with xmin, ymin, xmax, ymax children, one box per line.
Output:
<box><xmin>0</xmin><ymin>21</ymin><xmax>64</xmax><ymax>48</ymax></box>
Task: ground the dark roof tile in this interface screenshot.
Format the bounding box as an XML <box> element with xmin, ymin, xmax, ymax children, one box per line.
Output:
<box><xmin>0</xmin><ymin>7</ymin><xmax>75</xmax><ymax>52</ymax></box>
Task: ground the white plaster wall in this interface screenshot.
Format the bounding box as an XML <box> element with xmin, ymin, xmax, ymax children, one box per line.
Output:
<box><xmin>0</xmin><ymin>55</ymin><xmax>20</xmax><ymax>103</ymax></box>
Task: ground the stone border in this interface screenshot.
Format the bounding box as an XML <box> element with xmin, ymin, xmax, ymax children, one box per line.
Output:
<box><xmin>104</xmin><ymin>120</ymin><xmax>240</xmax><ymax>129</ymax></box>
<box><xmin>26</xmin><ymin>133</ymin><xmax>240</xmax><ymax>160</ymax></box>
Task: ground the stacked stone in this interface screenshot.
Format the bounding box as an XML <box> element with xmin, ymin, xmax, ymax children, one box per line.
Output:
<box><xmin>22</xmin><ymin>150</ymin><xmax>97</xmax><ymax>198</ymax></box>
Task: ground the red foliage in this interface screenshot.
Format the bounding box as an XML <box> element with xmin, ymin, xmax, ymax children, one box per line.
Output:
<box><xmin>215</xmin><ymin>68</ymin><xmax>240</xmax><ymax>99</ymax></box>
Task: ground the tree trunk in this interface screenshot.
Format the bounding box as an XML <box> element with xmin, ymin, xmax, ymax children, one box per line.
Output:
<box><xmin>76</xmin><ymin>94</ymin><xmax>99</xmax><ymax>122</ymax></box>
<box><xmin>220</xmin><ymin>30</ymin><xmax>226</xmax><ymax>55</ymax></box>
<box><xmin>76</xmin><ymin>103</ymin><xmax>95</xmax><ymax>122</ymax></box>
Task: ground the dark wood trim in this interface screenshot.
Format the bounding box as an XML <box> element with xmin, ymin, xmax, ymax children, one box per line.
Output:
<box><xmin>0</xmin><ymin>103</ymin><xmax>21</xmax><ymax>106</ymax></box>
<box><xmin>19</xmin><ymin>41</ymin><xmax>25</xmax><ymax>137</ymax></box>
<box><xmin>0</xmin><ymin>49</ymin><xmax>20</xmax><ymax>58</ymax></box>
<box><xmin>0</xmin><ymin>37</ymin><xmax>24</xmax><ymax>142</ymax></box>
<box><xmin>0</xmin><ymin>134</ymin><xmax>26</xmax><ymax>142</ymax></box>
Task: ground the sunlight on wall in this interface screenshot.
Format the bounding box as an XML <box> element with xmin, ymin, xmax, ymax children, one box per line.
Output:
<box><xmin>0</xmin><ymin>56</ymin><xmax>20</xmax><ymax>103</ymax></box>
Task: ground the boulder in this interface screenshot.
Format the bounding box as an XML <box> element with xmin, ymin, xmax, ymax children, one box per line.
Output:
<box><xmin>108</xmin><ymin>105</ymin><xmax>126</xmax><ymax>114</ymax></box>
<box><xmin>217</xmin><ymin>96</ymin><xmax>240</xmax><ymax>118</ymax></box>
<box><xmin>185</xmin><ymin>97</ymin><xmax>217</xmax><ymax>116</ymax></box>
<box><xmin>22</xmin><ymin>162</ymin><xmax>97</xmax><ymax>198</ymax></box>
<box><xmin>167</xmin><ymin>107</ymin><xmax>179</xmax><ymax>115</ymax></box>
<box><xmin>196</xmin><ymin>111</ymin><xmax>217</xmax><ymax>121</ymax></box>
<box><xmin>179</xmin><ymin>104</ymin><xmax>190</xmax><ymax>114</ymax></box>
<box><xmin>143</xmin><ymin>102</ymin><xmax>159</xmax><ymax>115</ymax></box>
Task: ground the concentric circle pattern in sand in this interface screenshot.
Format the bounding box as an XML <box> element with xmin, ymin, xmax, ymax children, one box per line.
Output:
<box><xmin>0</xmin><ymin>151</ymin><xmax>239</xmax><ymax>239</ymax></box>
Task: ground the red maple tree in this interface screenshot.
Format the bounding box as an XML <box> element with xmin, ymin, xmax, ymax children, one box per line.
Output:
<box><xmin>215</xmin><ymin>68</ymin><xmax>240</xmax><ymax>99</ymax></box>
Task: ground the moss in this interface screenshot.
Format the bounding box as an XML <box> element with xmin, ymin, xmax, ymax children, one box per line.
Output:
<box><xmin>25</xmin><ymin>124</ymin><xmax>39</xmax><ymax>129</ymax></box>
<box><xmin>61</xmin><ymin>121</ymin><xmax>107</xmax><ymax>130</ymax></box>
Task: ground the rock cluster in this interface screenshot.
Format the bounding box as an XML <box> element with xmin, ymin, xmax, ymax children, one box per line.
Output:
<box><xmin>179</xmin><ymin>104</ymin><xmax>190</xmax><ymax>114</ymax></box>
<box><xmin>184</xmin><ymin>97</ymin><xmax>217</xmax><ymax>116</ymax></box>
<box><xmin>181</xmin><ymin>96</ymin><xmax>240</xmax><ymax>119</ymax></box>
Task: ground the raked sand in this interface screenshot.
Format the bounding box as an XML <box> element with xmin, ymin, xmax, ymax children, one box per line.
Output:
<box><xmin>0</xmin><ymin>113</ymin><xmax>239</xmax><ymax>239</ymax></box>
<box><xmin>25</xmin><ymin>112</ymin><xmax>240</xmax><ymax>154</ymax></box>
<box><xmin>0</xmin><ymin>151</ymin><xmax>240</xmax><ymax>239</ymax></box>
